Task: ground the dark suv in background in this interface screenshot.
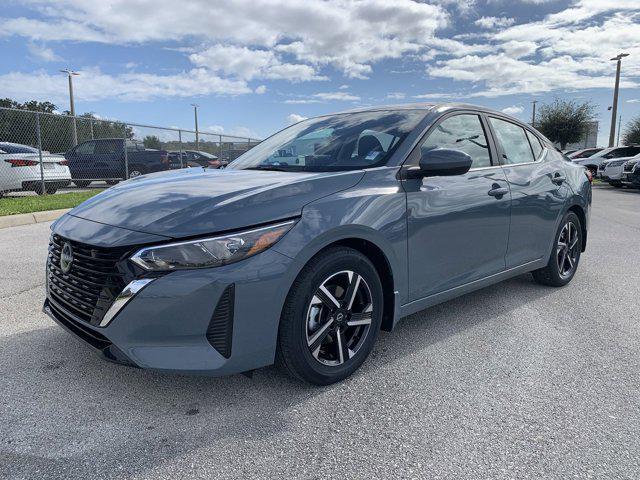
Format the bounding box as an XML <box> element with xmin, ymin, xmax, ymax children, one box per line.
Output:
<box><xmin>65</xmin><ymin>138</ymin><xmax>169</xmax><ymax>187</ymax></box>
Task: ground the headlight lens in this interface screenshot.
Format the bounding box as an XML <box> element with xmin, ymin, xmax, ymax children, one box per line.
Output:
<box><xmin>130</xmin><ymin>220</ymin><xmax>296</xmax><ymax>271</ymax></box>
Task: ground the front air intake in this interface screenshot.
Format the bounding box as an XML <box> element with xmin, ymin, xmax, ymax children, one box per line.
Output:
<box><xmin>206</xmin><ymin>284</ymin><xmax>235</xmax><ymax>358</ymax></box>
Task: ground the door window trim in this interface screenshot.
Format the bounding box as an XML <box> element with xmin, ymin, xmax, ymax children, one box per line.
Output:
<box><xmin>402</xmin><ymin>110</ymin><xmax>500</xmax><ymax>171</ymax></box>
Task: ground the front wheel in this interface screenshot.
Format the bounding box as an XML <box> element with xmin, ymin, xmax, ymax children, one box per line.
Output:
<box><xmin>532</xmin><ymin>211</ymin><xmax>582</xmax><ymax>287</ymax></box>
<box><xmin>277</xmin><ymin>247</ymin><xmax>383</xmax><ymax>385</ymax></box>
<box><xmin>128</xmin><ymin>166</ymin><xmax>146</xmax><ymax>179</ymax></box>
<box><xmin>73</xmin><ymin>180</ymin><xmax>91</xmax><ymax>188</ymax></box>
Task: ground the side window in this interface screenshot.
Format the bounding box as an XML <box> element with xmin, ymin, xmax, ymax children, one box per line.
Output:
<box><xmin>489</xmin><ymin>118</ymin><xmax>535</xmax><ymax>165</ymax></box>
<box><xmin>420</xmin><ymin>114</ymin><xmax>491</xmax><ymax>168</ymax></box>
<box><xmin>526</xmin><ymin>131</ymin><xmax>543</xmax><ymax>160</ymax></box>
<box><xmin>75</xmin><ymin>141</ymin><xmax>96</xmax><ymax>155</ymax></box>
<box><xmin>94</xmin><ymin>141</ymin><xmax>120</xmax><ymax>155</ymax></box>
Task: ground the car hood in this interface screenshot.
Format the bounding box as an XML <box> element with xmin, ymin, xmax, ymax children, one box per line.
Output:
<box><xmin>68</xmin><ymin>167</ymin><xmax>365</xmax><ymax>238</ymax></box>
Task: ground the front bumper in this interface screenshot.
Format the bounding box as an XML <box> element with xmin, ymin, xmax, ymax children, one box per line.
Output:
<box><xmin>45</xmin><ymin>234</ymin><xmax>297</xmax><ymax>376</ymax></box>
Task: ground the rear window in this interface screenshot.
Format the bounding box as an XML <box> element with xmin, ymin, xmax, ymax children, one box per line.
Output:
<box><xmin>489</xmin><ymin>118</ymin><xmax>536</xmax><ymax>165</ymax></box>
<box><xmin>0</xmin><ymin>143</ymin><xmax>38</xmax><ymax>154</ymax></box>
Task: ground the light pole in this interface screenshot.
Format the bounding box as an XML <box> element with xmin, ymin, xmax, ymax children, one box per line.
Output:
<box><xmin>531</xmin><ymin>100</ymin><xmax>538</xmax><ymax>127</ymax></box>
<box><xmin>60</xmin><ymin>69</ymin><xmax>80</xmax><ymax>146</ymax></box>
<box><xmin>617</xmin><ymin>115</ymin><xmax>622</xmax><ymax>146</ymax></box>
<box><xmin>608</xmin><ymin>53</ymin><xmax>629</xmax><ymax>147</ymax></box>
<box><xmin>191</xmin><ymin>103</ymin><xmax>200</xmax><ymax>150</ymax></box>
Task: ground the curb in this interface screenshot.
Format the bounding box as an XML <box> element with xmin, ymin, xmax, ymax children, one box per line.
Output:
<box><xmin>0</xmin><ymin>208</ymin><xmax>71</xmax><ymax>230</ymax></box>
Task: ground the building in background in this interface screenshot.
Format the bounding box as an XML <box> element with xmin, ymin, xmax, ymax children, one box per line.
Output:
<box><xmin>556</xmin><ymin>121</ymin><xmax>599</xmax><ymax>150</ymax></box>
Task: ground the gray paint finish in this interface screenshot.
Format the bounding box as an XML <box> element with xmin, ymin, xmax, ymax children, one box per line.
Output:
<box><xmin>45</xmin><ymin>103</ymin><xmax>592</xmax><ymax>376</ymax></box>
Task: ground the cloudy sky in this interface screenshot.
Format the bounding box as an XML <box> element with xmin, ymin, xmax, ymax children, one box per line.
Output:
<box><xmin>1</xmin><ymin>0</ymin><xmax>639</xmax><ymax>144</ymax></box>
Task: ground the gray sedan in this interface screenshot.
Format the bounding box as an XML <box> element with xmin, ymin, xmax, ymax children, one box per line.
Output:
<box><xmin>44</xmin><ymin>103</ymin><xmax>591</xmax><ymax>384</ymax></box>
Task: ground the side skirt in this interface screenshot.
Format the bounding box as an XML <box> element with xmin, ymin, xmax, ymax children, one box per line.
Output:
<box><xmin>395</xmin><ymin>258</ymin><xmax>545</xmax><ymax>325</ymax></box>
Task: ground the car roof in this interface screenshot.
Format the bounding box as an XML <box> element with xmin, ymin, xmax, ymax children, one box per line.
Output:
<box><xmin>335</xmin><ymin>102</ymin><xmax>517</xmax><ymax>117</ymax></box>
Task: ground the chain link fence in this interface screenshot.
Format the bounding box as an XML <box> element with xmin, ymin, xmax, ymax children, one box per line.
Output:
<box><xmin>0</xmin><ymin>107</ymin><xmax>261</xmax><ymax>197</ymax></box>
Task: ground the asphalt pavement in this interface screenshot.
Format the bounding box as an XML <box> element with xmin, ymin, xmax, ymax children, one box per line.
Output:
<box><xmin>1</xmin><ymin>185</ymin><xmax>639</xmax><ymax>479</ymax></box>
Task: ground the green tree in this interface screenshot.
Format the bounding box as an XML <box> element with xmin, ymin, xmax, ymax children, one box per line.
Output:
<box><xmin>143</xmin><ymin>135</ymin><xmax>162</xmax><ymax>149</ymax></box>
<box><xmin>0</xmin><ymin>99</ymin><xmax>133</xmax><ymax>153</ymax></box>
<box><xmin>622</xmin><ymin>116</ymin><xmax>640</xmax><ymax>145</ymax></box>
<box><xmin>535</xmin><ymin>98</ymin><xmax>596</xmax><ymax>150</ymax></box>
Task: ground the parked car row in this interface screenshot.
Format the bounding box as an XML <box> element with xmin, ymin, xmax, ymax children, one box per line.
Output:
<box><xmin>0</xmin><ymin>138</ymin><xmax>235</xmax><ymax>195</ymax></box>
<box><xmin>565</xmin><ymin>144</ymin><xmax>640</xmax><ymax>189</ymax></box>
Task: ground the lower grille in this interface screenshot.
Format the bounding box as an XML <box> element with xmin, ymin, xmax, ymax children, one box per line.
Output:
<box><xmin>47</xmin><ymin>234</ymin><xmax>129</xmax><ymax>326</ymax></box>
<box><xmin>206</xmin><ymin>285</ymin><xmax>235</xmax><ymax>358</ymax></box>
<box><xmin>46</xmin><ymin>298</ymin><xmax>111</xmax><ymax>350</ymax></box>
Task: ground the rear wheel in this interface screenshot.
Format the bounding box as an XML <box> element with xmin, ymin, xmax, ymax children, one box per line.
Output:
<box><xmin>532</xmin><ymin>211</ymin><xmax>582</xmax><ymax>287</ymax></box>
<box><xmin>45</xmin><ymin>185</ymin><xmax>58</xmax><ymax>194</ymax></box>
<box><xmin>73</xmin><ymin>180</ymin><xmax>92</xmax><ymax>188</ymax></box>
<box><xmin>106</xmin><ymin>180</ymin><xmax>120</xmax><ymax>186</ymax></box>
<box><xmin>609</xmin><ymin>181</ymin><xmax>622</xmax><ymax>188</ymax></box>
<box><xmin>277</xmin><ymin>247</ymin><xmax>383</xmax><ymax>385</ymax></box>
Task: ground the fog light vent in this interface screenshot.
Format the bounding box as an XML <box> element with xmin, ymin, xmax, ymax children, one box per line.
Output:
<box><xmin>206</xmin><ymin>284</ymin><xmax>234</xmax><ymax>358</ymax></box>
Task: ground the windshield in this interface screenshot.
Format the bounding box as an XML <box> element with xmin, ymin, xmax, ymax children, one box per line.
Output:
<box><xmin>228</xmin><ymin>110</ymin><xmax>425</xmax><ymax>172</ymax></box>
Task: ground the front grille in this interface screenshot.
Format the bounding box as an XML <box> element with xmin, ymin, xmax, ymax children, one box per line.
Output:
<box><xmin>47</xmin><ymin>234</ymin><xmax>129</xmax><ymax>326</ymax></box>
<box><xmin>624</xmin><ymin>161</ymin><xmax>637</xmax><ymax>173</ymax></box>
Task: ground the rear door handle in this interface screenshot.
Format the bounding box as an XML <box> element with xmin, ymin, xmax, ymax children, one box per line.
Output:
<box><xmin>552</xmin><ymin>172</ymin><xmax>566</xmax><ymax>185</ymax></box>
<box><xmin>488</xmin><ymin>186</ymin><xmax>508</xmax><ymax>197</ymax></box>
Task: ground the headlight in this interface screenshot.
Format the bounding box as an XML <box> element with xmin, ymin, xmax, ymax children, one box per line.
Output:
<box><xmin>130</xmin><ymin>220</ymin><xmax>296</xmax><ymax>271</ymax></box>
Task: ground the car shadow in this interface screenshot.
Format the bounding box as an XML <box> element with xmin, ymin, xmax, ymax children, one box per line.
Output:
<box><xmin>1</xmin><ymin>272</ymin><xmax>558</xmax><ymax>479</ymax></box>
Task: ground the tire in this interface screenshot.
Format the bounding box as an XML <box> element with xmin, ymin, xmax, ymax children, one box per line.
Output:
<box><xmin>106</xmin><ymin>180</ymin><xmax>120</xmax><ymax>186</ymax></box>
<box><xmin>45</xmin><ymin>186</ymin><xmax>58</xmax><ymax>195</ymax></box>
<box><xmin>276</xmin><ymin>247</ymin><xmax>384</xmax><ymax>385</ymax></box>
<box><xmin>609</xmin><ymin>181</ymin><xmax>622</xmax><ymax>188</ymax></box>
<box><xmin>532</xmin><ymin>211</ymin><xmax>582</xmax><ymax>287</ymax></box>
<box><xmin>128</xmin><ymin>167</ymin><xmax>145</xmax><ymax>178</ymax></box>
<box><xmin>73</xmin><ymin>180</ymin><xmax>92</xmax><ymax>188</ymax></box>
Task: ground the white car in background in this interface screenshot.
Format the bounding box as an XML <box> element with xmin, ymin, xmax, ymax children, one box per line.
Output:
<box><xmin>573</xmin><ymin>145</ymin><xmax>640</xmax><ymax>177</ymax></box>
<box><xmin>599</xmin><ymin>153</ymin><xmax>640</xmax><ymax>187</ymax></box>
<box><xmin>0</xmin><ymin>142</ymin><xmax>71</xmax><ymax>196</ymax></box>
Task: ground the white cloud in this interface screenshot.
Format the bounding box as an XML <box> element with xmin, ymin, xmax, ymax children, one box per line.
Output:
<box><xmin>27</xmin><ymin>42</ymin><xmax>61</xmax><ymax>62</ymax></box>
<box><xmin>205</xmin><ymin>124</ymin><xmax>258</xmax><ymax>138</ymax></box>
<box><xmin>284</xmin><ymin>99</ymin><xmax>322</xmax><ymax>104</ymax></box>
<box><xmin>313</xmin><ymin>92</ymin><xmax>361</xmax><ymax>101</ymax></box>
<box><xmin>501</xmin><ymin>105</ymin><xmax>524</xmax><ymax>116</ymax></box>
<box><xmin>1</xmin><ymin>0</ymin><xmax>450</xmax><ymax>79</ymax></box>
<box><xmin>189</xmin><ymin>44</ymin><xmax>326</xmax><ymax>82</ymax></box>
<box><xmin>0</xmin><ymin>68</ymin><xmax>251</xmax><ymax>103</ymax></box>
<box><xmin>254</xmin><ymin>85</ymin><xmax>267</xmax><ymax>94</ymax></box>
<box><xmin>386</xmin><ymin>92</ymin><xmax>406</xmax><ymax>100</ymax></box>
<box><xmin>287</xmin><ymin>113</ymin><xmax>307</xmax><ymax>124</ymax></box>
<box><xmin>429</xmin><ymin>2</ymin><xmax>640</xmax><ymax>97</ymax></box>
<box><xmin>627</xmin><ymin>99</ymin><xmax>640</xmax><ymax>103</ymax></box>
<box><xmin>474</xmin><ymin>16</ymin><xmax>515</xmax><ymax>29</ymax></box>
<box><xmin>413</xmin><ymin>92</ymin><xmax>456</xmax><ymax>100</ymax></box>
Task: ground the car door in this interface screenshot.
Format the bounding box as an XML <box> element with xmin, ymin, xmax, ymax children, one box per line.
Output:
<box><xmin>403</xmin><ymin>112</ymin><xmax>511</xmax><ymax>302</ymax></box>
<box><xmin>94</xmin><ymin>139</ymin><xmax>124</xmax><ymax>179</ymax></box>
<box><xmin>67</xmin><ymin>140</ymin><xmax>96</xmax><ymax>179</ymax></box>
<box><xmin>487</xmin><ymin>116</ymin><xmax>569</xmax><ymax>268</ymax></box>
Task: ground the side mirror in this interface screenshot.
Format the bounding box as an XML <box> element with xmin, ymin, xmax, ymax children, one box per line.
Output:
<box><xmin>417</xmin><ymin>148</ymin><xmax>473</xmax><ymax>177</ymax></box>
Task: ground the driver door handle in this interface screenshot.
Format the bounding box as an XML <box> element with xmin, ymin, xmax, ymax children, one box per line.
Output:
<box><xmin>488</xmin><ymin>185</ymin><xmax>509</xmax><ymax>197</ymax></box>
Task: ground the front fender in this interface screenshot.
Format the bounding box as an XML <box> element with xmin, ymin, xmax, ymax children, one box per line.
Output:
<box><xmin>272</xmin><ymin>167</ymin><xmax>408</xmax><ymax>311</ymax></box>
